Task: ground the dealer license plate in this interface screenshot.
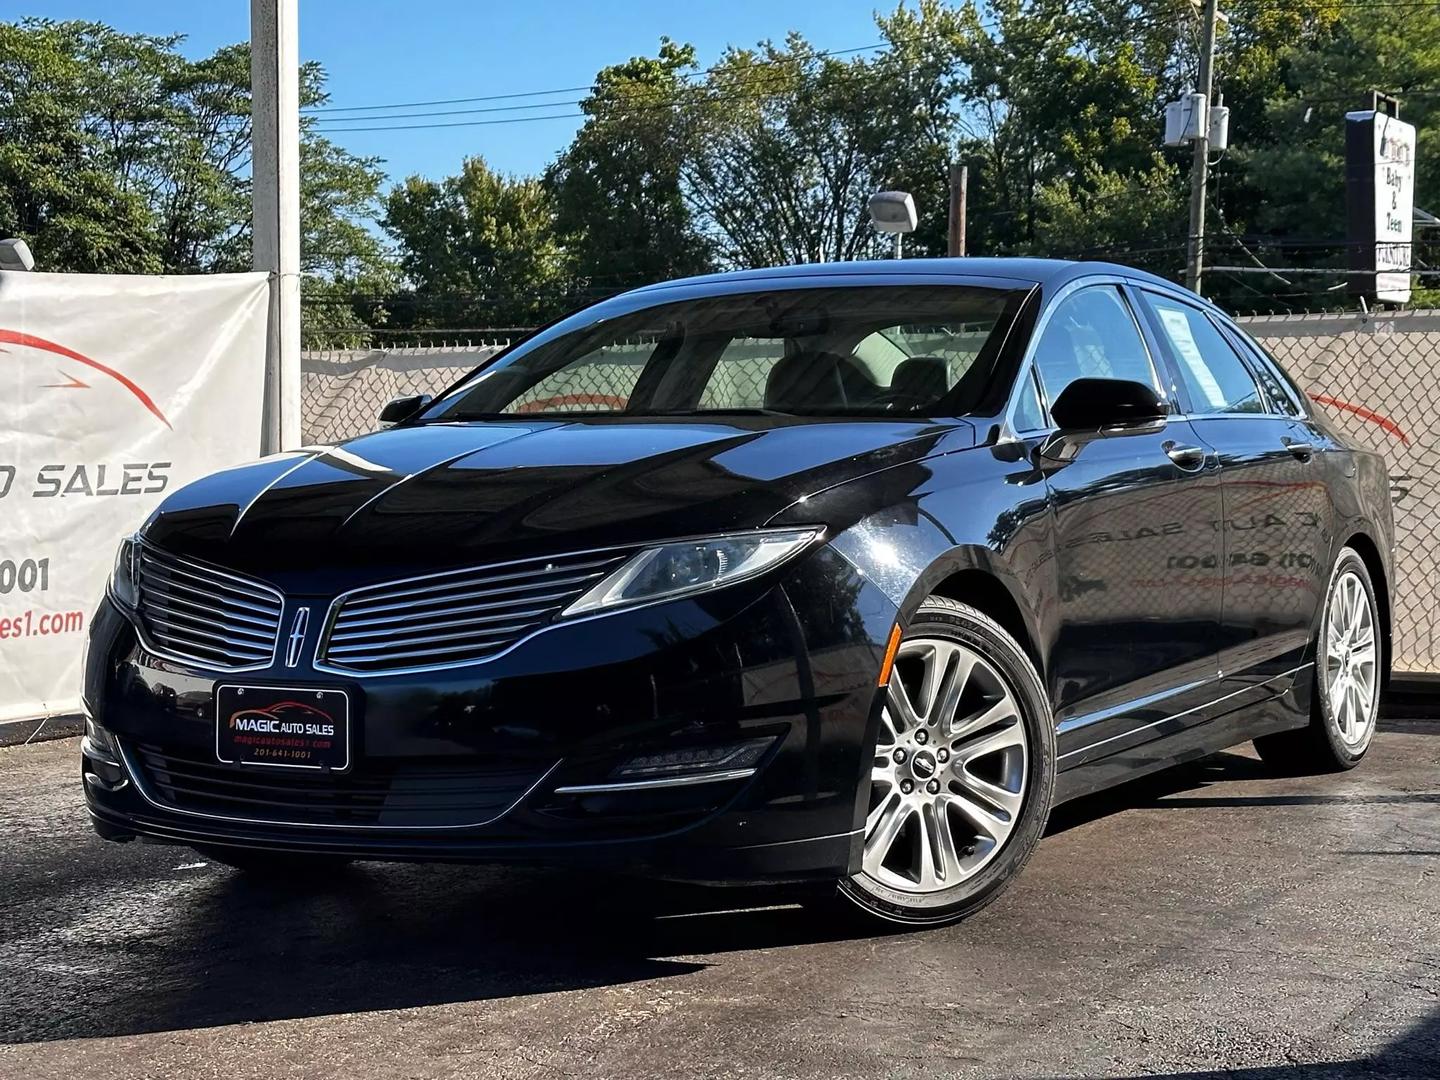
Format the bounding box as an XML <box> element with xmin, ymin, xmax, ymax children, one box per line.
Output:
<box><xmin>215</xmin><ymin>684</ymin><xmax>350</xmax><ymax>771</ymax></box>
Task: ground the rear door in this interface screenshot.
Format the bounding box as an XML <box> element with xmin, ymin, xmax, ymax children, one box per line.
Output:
<box><xmin>1134</xmin><ymin>289</ymin><xmax>1331</xmax><ymax>692</ymax></box>
<box><xmin>1018</xmin><ymin>283</ymin><xmax>1225</xmax><ymax>762</ymax></box>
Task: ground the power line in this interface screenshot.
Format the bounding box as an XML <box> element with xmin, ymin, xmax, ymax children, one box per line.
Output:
<box><xmin>303</xmin><ymin>85</ymin><xmax>595</xmax><ymax>116</ymax></box>
<box><xmin>314</xmin><ymin>98</ymin><xmax>601</xmax><ymax>124</ymax></box>
<box><xmin>303</xmin><ymin>9</ymin><xmax>1204</xmax><ymax>137</ymax></box>
<box><xmin>313</xmin><ymin>111</ymin><xmax>583</xmax><ymax>133</ymax></box>
<box><xmin>302</xmin><ymin>39</ymin><xmax>906</xmax><ymax>116</ymax></box>
<box><xmin>304</xmin><ymin>6</ymin><xmax>1190</xmax><ymax>127</ymax></box>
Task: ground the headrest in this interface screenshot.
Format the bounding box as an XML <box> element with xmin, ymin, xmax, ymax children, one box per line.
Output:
<box><xmin>764</xmin><ymin>351</ymin><xmax>850</xmax><ymax>410</ymax></box>
<box><xmin>888</xmin><ymin>356</ymin><xmax>950</xmax><ymax>407</ymax></box>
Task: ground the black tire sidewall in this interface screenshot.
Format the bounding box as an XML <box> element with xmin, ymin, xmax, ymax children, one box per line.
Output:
<box><xmin>838</xmin><ymin>597</ymin><xmax>1056</xmax><ymax>925</ymax></box>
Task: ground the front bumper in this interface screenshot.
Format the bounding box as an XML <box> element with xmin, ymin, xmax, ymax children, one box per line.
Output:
<box><xmin>82</xmin><ymin>546</ymin><xmax>897</xmax><ymax>884</ymax></box>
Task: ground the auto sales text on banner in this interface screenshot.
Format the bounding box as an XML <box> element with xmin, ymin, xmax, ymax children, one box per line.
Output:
<box><xmin>0</xmin><ymin>271</ymin><xmax>269</xmax><ymax>724</ymax></box>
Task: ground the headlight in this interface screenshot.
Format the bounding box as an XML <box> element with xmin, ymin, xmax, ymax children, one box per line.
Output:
<box><xmin>563</xmin><ymin>528</ymin><xmax>823</xmax><ymax>616</ymax></box>
<box><xmin>108</xmin><ymin>535</ymin><xmax>139</xmax><ymax>610</ymax></box>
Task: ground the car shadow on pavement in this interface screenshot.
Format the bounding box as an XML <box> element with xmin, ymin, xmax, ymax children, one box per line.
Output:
<box><xmin>1045</xmin><ymin>749</ymin><xmax>1275</xmax><ymax>834</ymax></box>
<box><xmin>1045</xmin><ymin>746</ymin><xmax>1440</xmax><ymax>835</ymax></box>
<box><xmin>1</xmin><ymin>856</ymin><xmax>885</xmax><ymax>1043</ymax></box>
<box><xmin>7</xmin><ymin>736</ymin><xmax>1434</xmax><ymax>1046</ymax></box>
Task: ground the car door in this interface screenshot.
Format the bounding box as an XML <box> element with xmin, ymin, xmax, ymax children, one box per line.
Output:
<box><xmin>1016</xmin><ymin>282</ymin><xmax>1225</xmax><ymax>763</ymax></box>
<box><xmin>1133</xmin><ymin>289</ymin><xmax>1331</xmax><ymax>693</ymax></box>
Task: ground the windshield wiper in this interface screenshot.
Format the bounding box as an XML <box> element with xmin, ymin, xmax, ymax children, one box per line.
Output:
<box><xmin>646</xmin><ymin>407</ymin><xmax>798</xmax><ymax>418</ymax></box>
<box><xmin>426</xmin><ymin>407</ymin><xmax>801</xmax><ymax>422</ymax></box>
<box><xmin>425</xmin><ymin>411</ymin><xmax>573</xmax><ymax>422</ymax></box>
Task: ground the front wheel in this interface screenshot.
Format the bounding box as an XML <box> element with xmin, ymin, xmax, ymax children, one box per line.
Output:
<box><xmin>1254</xmin><ymin>546</ymin><xmax>1383</xmax><ymax>773</ymax></box>
<box><xmin>836</xmin><ymin>597</ymin><xmax>1056</xmax><ymax>927</ymax></box>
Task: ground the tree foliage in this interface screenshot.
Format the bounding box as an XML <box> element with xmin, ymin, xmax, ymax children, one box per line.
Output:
<box><xmin>546</xmin><ymin>39</ymin><xmax>712</xmax><ymax>286</ymax></box>
<box><xmin>0</xmin><ymin>18</ymin><xmax>392</xmax><ymax>344</ymax></box>
<box><xmin>3</xmin><ymin>2</ymin><xmax>1438</xmax><ymax>333</ymax></box>
<box><xmin>383</xmin><ymin>157</ymin><xmax>570</xmax><ymax>330</ymax></box>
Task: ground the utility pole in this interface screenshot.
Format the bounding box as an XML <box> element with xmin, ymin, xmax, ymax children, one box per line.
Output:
<box><xmin>947</xmin><ymin>164</ymin><xmax>968</xmax><ymax>257</ymax></box>
<box><xmin>1184</xmin><ymin>0</ymin><xmax>1220</xmax><ymax>295</ymax></box>
<box><xmin>251</xmin><ymin>0</ymin><xmax>301</xmax><ymax>453</ymax></box>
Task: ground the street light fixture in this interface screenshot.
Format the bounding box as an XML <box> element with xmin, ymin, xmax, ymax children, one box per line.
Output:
<box><xmin>0</xmin><ymin>238</ymin><xmax>35</xmax><ymax>272</ymax></box>
<box><xmin>868</xmin><ymin>191</ymin><xmax>917</xmax><ymax>259</ymax></box>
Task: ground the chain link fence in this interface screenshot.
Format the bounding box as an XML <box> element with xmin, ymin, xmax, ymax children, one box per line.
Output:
<box><xmin>302</xmin><ymin>344</ymin><xmax>508</xmax><ymax>446</ymax></box>
<box><xmin>1240</xmin><ymin>309</ymin><xmax>1437</xmax><ymax>675</ymax></box>
<box><xmin>301</xmin><ymin>308</ymin><xmax>1437</xmax><ymax>674</ymax></box>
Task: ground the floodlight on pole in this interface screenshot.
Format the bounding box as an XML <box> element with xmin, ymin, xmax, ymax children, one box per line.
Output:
<box><xmin>0</xmin><ymin>238</ymin><xmax>35</xmax><ymax>272</ymax></box>
<box><xmin>868</xmin><ymin>191</ymin><xmax>917</xmax><ymax>259</ymax></box>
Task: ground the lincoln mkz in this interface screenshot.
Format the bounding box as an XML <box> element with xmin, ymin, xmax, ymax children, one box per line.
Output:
<box><xmin>82</xmin><ymin>259</ymin><xmax>1393</xmax><ymax>925</ymax></box>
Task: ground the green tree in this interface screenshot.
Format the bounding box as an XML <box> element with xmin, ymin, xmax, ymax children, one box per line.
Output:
<box><xmin>0</xmin><ymin>19</ymin><xmax>169</xmax><ymax>272</ymax></box>
<box><xmin>382</xmin><ymin>156</ymin><xmax>571</xmax><ymax>330</ymax></box>
<box><xmin>683</xmin><ymin>34</ymin><xmax>894</xmax><ymax>265</ymax></box>
<box><xmin>1208</xmin><ymin>2</ymin><xmax>1439</xmax><ymax>308</ymax></box>
<box><xmin>546</xmin><ymin>39</ymin><xmax>712</xmax><ymax>288</ymax></box>
<box><xmin>868</xmin><ymin>0</ymin><xmax>975</xmax><ymax>258</ymax></box>
<box><xmin>0</xmin><ymin>18</ymin><xmax>394</xmax><ymax>342</ymax></box>
<box><xmin>947</xmin><ymin>0</ymin><xmax>1188</xmax><ymax>259</ymax></box>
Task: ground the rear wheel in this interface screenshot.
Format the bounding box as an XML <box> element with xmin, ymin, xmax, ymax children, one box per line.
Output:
<box><xmin>835</xmin><ymin>597</ymin><xmax>1055</xmax><ymax>927</ymax></box>
<box><xmin>192</xmin><ymin>845</ymin><xmax>352</xmax><ymax>877</ymax></box>
<box><xmin>1254</xmin><ymin>546</ymin><xmax>1382</xmax><ymax>773</ymax></box>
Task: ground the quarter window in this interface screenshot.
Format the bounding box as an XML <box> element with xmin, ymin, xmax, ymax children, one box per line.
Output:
<box><xmin>1225</xmin><ymin>325</ymin><xmax>1305</xmax><ymax>417</ymax></box>
<box><xmin>1030</xmin><ymin>286</ymin><xmax>1160</xmax><ymax>413</ymax></box>
<box><xmin>1140</xmin><ymin>293</ymin><xmax>1264</xmax><ymax>415</ymax></box>
<box><xmin>1012</xmin><ymin>368</ymin><xmax>1046</xmax><ymax>432</ymax></box>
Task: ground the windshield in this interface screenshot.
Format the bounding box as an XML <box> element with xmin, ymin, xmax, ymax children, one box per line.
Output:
<box><xmin>422</xmin><ymin>284</ymin><xmax>1027</xmax><ymax>421</ymax></box>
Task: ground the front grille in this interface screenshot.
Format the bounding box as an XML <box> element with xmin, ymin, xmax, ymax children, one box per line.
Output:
<box><xmin>136</xmin><ymin>545</ymin><xmax>283</xmax><ymax>670</ymax></box>
<box><xmin>316</xmin><ymin>548</ymin><xmax>632</xmax><ymax>673</ymax></box>
<box><xmin>126</xmin><ymin>741</ymin><xmax>554</xmax><ymax>829</ymax></box>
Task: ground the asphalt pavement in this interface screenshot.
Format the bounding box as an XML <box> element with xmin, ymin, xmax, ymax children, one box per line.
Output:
<box><xmin>2</xmin><ymin>722</ymin><xmax>1437</xmax><ymax>1079</ymax></box>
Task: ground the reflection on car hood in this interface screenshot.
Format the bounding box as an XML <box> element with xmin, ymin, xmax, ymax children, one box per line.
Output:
<box><xmin>142</xmin><ymin>417</ymin><xmax>973</xmax><ymax>586</ymax></box>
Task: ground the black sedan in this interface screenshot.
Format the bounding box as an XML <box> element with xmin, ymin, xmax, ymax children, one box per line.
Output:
<box><xmin>81</xmin><ymin>259</ymin><xmax>1393</xmax><ymax>926</ymax></box>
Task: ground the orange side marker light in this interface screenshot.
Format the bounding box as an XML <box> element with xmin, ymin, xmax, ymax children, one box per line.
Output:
<box><xmin>877</xmin><ymin>623</ymin><xmax>904</xmax><ymax>687</ymax></box>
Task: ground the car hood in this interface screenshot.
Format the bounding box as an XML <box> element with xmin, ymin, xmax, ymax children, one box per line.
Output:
<box><xmin>142</xmin><ymin>417</ymin><xmax>973</xmax><ymax>588</ymax></box>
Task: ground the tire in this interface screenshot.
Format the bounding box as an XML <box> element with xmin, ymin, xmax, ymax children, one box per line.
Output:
<box><xmin>1254</xmin><ymin>546</ymin><xmax>1383</xmax><ymax>774</ymax></box>
<box><xmin>832</xmin><ymin>596</ymin><xmax>1056</xmax><ymax>927</ymax></box>
<box><xmin>192</xmin><ymin>844</ymin><xmax>352</xmax><ymax>878</ymax></box>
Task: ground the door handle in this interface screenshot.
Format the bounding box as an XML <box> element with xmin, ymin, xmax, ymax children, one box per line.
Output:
<box><xmin>1282</xmin><ymin>437</ymin><xmax>1314</xmax><ymax>462</ymax></box>
<box><xmin>1163</xmin><ymin>441</ymin><xmax>1207</xmax><ymax>471</ymax></box>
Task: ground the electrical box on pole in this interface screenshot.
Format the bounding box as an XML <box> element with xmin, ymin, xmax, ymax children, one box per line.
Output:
<box><xmin>1164</xmin><ymin>93</ymin><xmax>1209</xmax><ymax>147</ymax></box>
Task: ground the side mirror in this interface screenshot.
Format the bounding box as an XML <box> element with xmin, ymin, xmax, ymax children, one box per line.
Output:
<box><xmin>1049</xmin><ymin>378</ymin><xmax>1167</xmax><ymax>432</ymax></box>
<box><xmin>378</xmin><ymin>393</ymin><xmax>432</xmax><ymax>426</ymax></box>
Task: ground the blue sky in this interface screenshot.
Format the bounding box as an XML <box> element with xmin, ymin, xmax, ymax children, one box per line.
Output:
<box><xmin>24</xmin><ymin>1</ymin><xmax>892</xmax><ymax>183</ymax></box>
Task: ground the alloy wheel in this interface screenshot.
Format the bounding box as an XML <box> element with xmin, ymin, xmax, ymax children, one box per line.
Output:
<box><xmin>862</xmin><ymin>637</ymin><xmax>1029</xmax><ymax>895</ymax></box>
<box><xmin>1322</xmin><ymin>568</ymin><xmax>1379</xmax><ymax>749</ymax></box>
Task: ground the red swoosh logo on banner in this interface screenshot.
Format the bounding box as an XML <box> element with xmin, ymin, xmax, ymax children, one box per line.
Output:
<box><xmin>0</xmin><ymin>327</ymin><xmax>172</xmax><ymax>429</ymax></box>
<box><xmin>1309</xmin><ymin>393</ymin><xmax>1409</xmax><ymax>446</ymax></box>
<box><xmin>42</xmin><ymin>370</ymin><xmax>90</xmax><ymax>389</ymax></box>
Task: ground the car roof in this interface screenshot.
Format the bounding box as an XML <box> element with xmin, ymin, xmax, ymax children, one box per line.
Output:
<box><xmin>626</xmin><ymin>257</ymin><xmax>1187</xmax><ymax>297</ymax></box>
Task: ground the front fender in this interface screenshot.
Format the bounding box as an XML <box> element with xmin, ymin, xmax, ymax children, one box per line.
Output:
<box><xmin>771</xmin><ymin>442</ymin><xmax>1057</xmax><ymax>680</ymax></box>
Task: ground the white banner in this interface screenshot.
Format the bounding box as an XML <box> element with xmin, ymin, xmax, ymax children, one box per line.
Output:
<box><xmin>0</xmin><ymin>271</ymin><xmax>270</xmax><ymax>724</ymax></box>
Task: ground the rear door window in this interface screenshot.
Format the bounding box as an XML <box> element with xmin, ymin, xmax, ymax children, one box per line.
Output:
<box><xmin>1139</xmin><ymin>293</ymin><xmax>1265</xmax><ymax>415</ymax></box>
